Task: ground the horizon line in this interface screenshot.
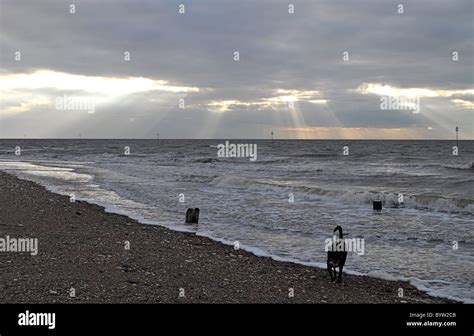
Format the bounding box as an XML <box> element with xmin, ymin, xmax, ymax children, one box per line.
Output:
<box><xmin>0</xmin><ymin>138</ymin><xmax>471</xmax><ymax>141</ymax></box>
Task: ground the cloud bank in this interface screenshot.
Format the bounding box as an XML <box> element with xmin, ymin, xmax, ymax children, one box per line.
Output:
<box><xmin>0</xmin><ymin>0</ymin><xmax>472</xmax><ymax>139</ymax></box>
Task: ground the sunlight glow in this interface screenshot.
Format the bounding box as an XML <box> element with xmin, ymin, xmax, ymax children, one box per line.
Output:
<box><xmin>357</xmin><ymin>83</ymin><xmax>474</xmax><ymax>98</ymax></box>
<box><xmin>207</xmin><ymin>89</ymin><xmax>327</xmax><ymax>113</ymax></box>
<box><xmin>280</xmin><ymin>127</ymin><xmax>436</xmax><ymax>139</ymax></box>
<box><xmin>451</xmin><ymin>99</ymin><xmax>474</xmax><ymax>109</ymax></box>
<box><xmin>0</xmin><ymin>70</ymin><xmax>200</xmax><ymax>96</ymax></box>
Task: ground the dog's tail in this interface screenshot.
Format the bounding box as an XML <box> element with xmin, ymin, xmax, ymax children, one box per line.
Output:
<box><xmin>334</xmin><ymin>225</ymin><xmax>343</xmax><ymax>239</ymax></box>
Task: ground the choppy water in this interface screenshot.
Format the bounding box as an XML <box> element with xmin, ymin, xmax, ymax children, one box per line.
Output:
<box><xmin>0</xmin><ymin>139</ymin><xmax>473</xmax><ymax>302</ymax></box>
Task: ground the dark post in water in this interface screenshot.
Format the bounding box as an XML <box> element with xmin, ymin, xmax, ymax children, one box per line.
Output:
<box><xmin>185</xmin><ymin>208</ymin><xmax>200</xmax><ymax>224</ymax></box>
<box><xmin>373</xmin><ymin>200</ymin><xmax>382</xmax><ymax>211</ymax></box>
<box><xmin>456</xmin><ymin>126</ymin><xmax>459</xmax><ymax>148</ymax></box>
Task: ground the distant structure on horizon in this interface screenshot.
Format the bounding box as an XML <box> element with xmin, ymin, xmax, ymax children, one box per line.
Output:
<box><xmin>455</xmin><ymin>126</ymin><xmax>459</xmax><ymax>147</ymax></box>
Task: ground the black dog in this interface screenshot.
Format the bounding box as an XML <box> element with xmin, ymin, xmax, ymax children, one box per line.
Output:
<box><xmin>327</xmin><ymin>225</ymin><xmax>347</xmax><ymax>283</ymax></box>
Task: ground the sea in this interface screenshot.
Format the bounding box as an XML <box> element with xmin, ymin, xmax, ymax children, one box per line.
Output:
<box><xmin>0</xmin><ymin>139</ymin><xmax>472</xmax><ymax>302</ymax></box>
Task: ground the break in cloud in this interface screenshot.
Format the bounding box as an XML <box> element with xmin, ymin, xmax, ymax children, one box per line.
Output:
<box><xmin>0</xmin><ymin>0</ymin><xmax>472</xmax><ymax>139</ymax></box>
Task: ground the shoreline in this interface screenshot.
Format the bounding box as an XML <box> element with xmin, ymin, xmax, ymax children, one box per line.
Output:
<box><xmin>0</xmin><ymin>171</ymin><xmax>459</xmax><ymax>303</ymax></box>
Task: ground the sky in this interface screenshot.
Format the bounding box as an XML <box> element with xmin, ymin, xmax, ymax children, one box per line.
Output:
<box><xmin>0</xmin><ymin>0</ymin><xmax>473</xmax><ymax>139</ymax></box>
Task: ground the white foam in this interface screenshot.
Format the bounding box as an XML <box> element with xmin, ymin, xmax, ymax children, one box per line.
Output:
<box><xmin>367</xmin><ymin>270</ymin><xmax>399</xmax><ymax>281</ymax></box>
<box><xmin>209</xmin><ymin>175</ymin><xmax>474</xmax><ymax>214</ymax></box>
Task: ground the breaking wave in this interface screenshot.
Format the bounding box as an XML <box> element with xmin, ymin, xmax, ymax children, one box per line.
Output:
<box><xmin>210</xmin><ymin>175</ymin><xmax>474</xmax><ymax>214</ymax></box>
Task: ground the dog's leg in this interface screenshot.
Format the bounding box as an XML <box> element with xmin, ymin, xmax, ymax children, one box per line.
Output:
<box><xmin>327</xmin><ymin>262</ymin><xmax>335</xmax><ymax>281</ymax></box>
<box><xmin>336</xmin><ymin>265</ymin><xmax>344</xmax><ymax>283</ymax></box>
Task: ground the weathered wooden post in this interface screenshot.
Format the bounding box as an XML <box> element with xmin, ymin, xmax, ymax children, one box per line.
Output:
<box><xmin>185</xmin><ymin>208</ymin><xmax>200</xmax><ymax>224</ymax></box>
<box><xmin>373</xmin><ymin>200</ymin><xmax>382</xmax><ymax>211</ymax></box>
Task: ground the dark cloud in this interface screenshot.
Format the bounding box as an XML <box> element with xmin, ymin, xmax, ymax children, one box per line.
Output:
<box><xmin>0</xmin><ymin>0</ymin><xmax>472</xmax><ymax>138</ymax></box>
